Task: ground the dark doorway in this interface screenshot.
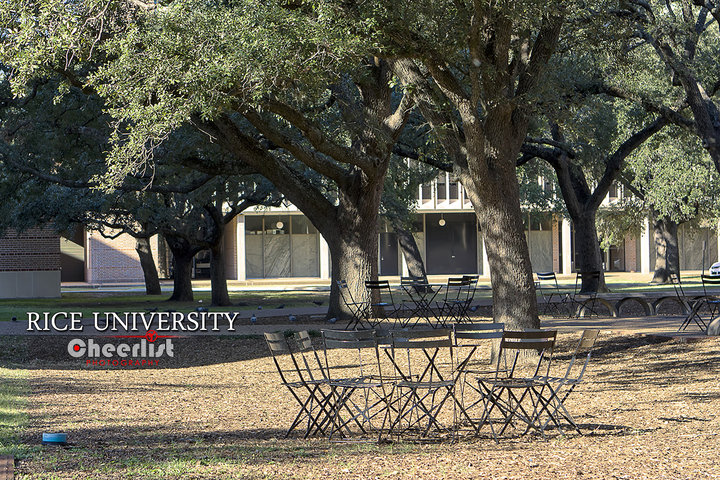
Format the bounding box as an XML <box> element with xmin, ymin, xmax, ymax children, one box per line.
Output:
<box><xmin>425</xmin><ymin>213</ymin><xmax>478</xmax><ymax>274</ymax></box>
<box><xmin>60</xmin><ymin>227</ymin><xmax>85</xmax><ymax>282</ymax></box>
<box><xmin>379</xmin><ymin>232</ymin><xmax>399</xmax><ymax>276</ymax></box>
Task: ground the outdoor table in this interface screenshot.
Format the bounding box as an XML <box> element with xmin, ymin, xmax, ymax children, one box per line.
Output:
<box><xmin>400</xmin><ymin>283</ymin><xmax>445</xmax><ymax>328</ymax></box>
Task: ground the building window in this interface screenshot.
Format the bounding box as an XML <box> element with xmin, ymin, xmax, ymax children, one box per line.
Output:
<box><xmin>437</xmin><ymin>177</ymin><xmax>447</xmax><ymax>201</ymax></box>
<box><xmin>245</xmin><ymin>215</ymin><xmax>319</xmax><ymax>278</ymax></box>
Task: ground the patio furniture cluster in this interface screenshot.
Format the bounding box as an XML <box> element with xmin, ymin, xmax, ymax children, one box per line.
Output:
<box><xmin>265</xmin><ymin>326</ymin><xmax>600</xmax><ymax>442</ymax></box>
<box><xmin>535</xmin><ymin>271</ymin><xmax>720</xmax><ymax>334</ymax></box>
<box><xmin>338</xmin><ymin>276</ymin><xmax>481</xmax><ymax>330</ymax></box>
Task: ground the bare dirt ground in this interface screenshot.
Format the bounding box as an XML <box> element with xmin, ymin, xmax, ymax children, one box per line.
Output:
<box><xmin>4</xmin><ymin>331</ymin><xmax>720</xmax><ymax>479</ymax></box>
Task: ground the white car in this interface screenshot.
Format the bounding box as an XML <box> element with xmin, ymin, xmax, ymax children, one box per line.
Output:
<box><xmin>710</xmin><ymin>262</ymin><xmax>720</xmax><ymax>275</ymax></box>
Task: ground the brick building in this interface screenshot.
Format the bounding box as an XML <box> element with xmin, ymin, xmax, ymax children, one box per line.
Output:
<box><xmin>0</xmin><ymin>227</ymin><xmax>61</xmax><ymax>298</ymax></box>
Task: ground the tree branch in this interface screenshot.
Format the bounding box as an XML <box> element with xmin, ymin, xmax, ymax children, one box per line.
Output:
<box><xmin>261</xmin><ymin>99</ymin><xmax>375</xmax><ymax>173</ymax></box>
<box><xmin>589</xmin><ymin>116</ymin><xmax>668</xmax><ymax>209</ymax></box>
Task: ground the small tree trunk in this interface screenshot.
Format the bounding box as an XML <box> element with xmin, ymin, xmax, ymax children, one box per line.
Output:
<box><xmin>392</xmin><ymin>221</ymin><xmax>428</xmax><ymax>283</ymax></box>
<box><xmin>157</xmin><ymin>235</ymin><xmax>171</xmax><ymax>279</ymax></box>
<box><xmin>651</xmin><ymin>215</ymin><xmax>680</xmax><ymax>284</ymax></box>
<box><xmin>571</xmin><ymin>211</ymin><xmax>608</xmax><ymax>293</ymax></box>
<box><xmin>135</xmin><ymin>237</ymin><xmax>161</xmax><ymax>295</ymax></box>
<box><xmin>209</xmin><ymin>242</ymin><xmax>231</xmax><ymax>306</ymax></box>
<box><xmin>167</xmin><ymin>246</ymin><xmax>195</xmax><ymax>302</ymax></box>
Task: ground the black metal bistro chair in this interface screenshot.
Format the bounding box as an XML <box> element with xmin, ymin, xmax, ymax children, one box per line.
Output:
<box><xmin>264</xmin><ymin>332</ymin><xmax>332</xmax><ymax>438</ymax></box>
<box><xmin>536</xmin><ymin>272</ymin><xmax>570</xmax><ymax>317</ymax></box>
<box><xmin>679</xmin><ymin>274</ymin><xmax>720</xmax><ymax>332</ymax></box>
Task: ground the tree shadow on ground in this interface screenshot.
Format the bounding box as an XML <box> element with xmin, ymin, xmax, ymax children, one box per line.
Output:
<box><xmin>0</xmin><ymin>334</ymin><xmax>304</xmax><ymax>370</ymax></box>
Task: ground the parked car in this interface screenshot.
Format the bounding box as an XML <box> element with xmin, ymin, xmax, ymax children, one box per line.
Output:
<box><xmin>710</xmin><ymin>261</ymin><xmax>720</xmax><ymax>275</ymax></box>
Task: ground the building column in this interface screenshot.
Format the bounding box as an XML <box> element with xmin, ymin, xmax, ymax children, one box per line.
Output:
<box><xmin>319</xmin><ymin>234</ymin><xmax>330</xmax><ymax>280</ymax></box>
<box><xmin>640</xmin><ymin>216</ymin><xmax>651</xmax><ymax>274</ymax></box>
<box><xmin>561</xmin><ymin>218</ymin><xmax>572</xmax><ymax>275</ymax></box>
<box><xmin>236</xmin><ymin>215</ymin><xmax>246</xmax><ymax>281</ymax></box>
<box><xmin>84</xmin><ymin>230</ymin><xmax>93</xmax><ymax>284</ymax></box>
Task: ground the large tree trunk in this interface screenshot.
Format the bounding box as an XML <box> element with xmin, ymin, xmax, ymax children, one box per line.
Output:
<box><xmin>469</xmin><ymin>183</ymin><xmax>539</xmax><ymax>331</ymax></box>
<box><xmin>392</xmin><ymin>220</ymin><xmax>428</xmax><ymax>282</ymax></box>
<box><xmin>651</xmin><ymin>215</ymin><xmax>680</xmax><ymax>284</ymax></box>
<box><xmin>460</xmin><ymin>102</ymin><xmax>540</xmax><ymax>332</ymax></box>
<box><xmin>135</xmin><ymin>237</ymin><xmax>161</xmax><ymax>295</ymax></box>
<box><xmin>167</xmin><ymin>244</ymin><xmax>195</xmax><ymax>302</ymax></box>
<box><xmin>326</xmin><ymin>231</ymin><xmax>377</xmax><ymax>321</ymax></box>
<box><xmin>209</xmin><ymin>242</ymin><xmax>231</xmax><ymax>306</ymax></box>
<box><xmin>325</xmin><ymin>180</ymin><xmax>383</xmax><ymax>322</ymax></box>
<box><xmin>571</xmin><ymin>211</ymin><xmax>607</xmax><ymax>293</ymax></box>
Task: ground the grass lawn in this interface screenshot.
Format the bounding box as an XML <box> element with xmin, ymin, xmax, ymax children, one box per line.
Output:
<box><xmin>0</xmin><ymin>346</ymin><xmax>38</xmax><ymax>460</ymax></box>
<box><xmin>1</xmin><ymin>271</ymin><xmax>713</xmax><ymax>323</ymax></box>
<box><xmin>3</xmin><ymin>332</ymin><xmax>720</xmax><ymax>479</ymax></box>
<box><xmin>0</xmin><ymin>290</ymin><xmax>330</xmax><ymax>322</ymax></box>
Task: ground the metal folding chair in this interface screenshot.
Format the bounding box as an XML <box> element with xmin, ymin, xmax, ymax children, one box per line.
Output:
<box><xmin>679</xmin><ymin>274</ymin><xmax>720</xmax><ymax>332</ymax></box>
<box><xmin>401</xmin><ymin>278</ymin><xmax>442</xmax><ymax>329</ymax></box>
<box><xmin>264</xmin><ymin>332</ymin><xmax>332</xmax><ymax>438</ymax></box>
<box><xmin>460</xmin><ymin>275</ymin><xmax>480</xmax><ymax>322</ymax></box>
<box><xmin>477</xmin><ymin>329</ymin><xmax>557</xmax><ymax>441</ymax></box>
<box><xmin>399</xmin><ymin>276</ymin><xmax>426</xmax><ymax>327</ymax></box>
<box><xmin>670</xmin><ymin>273</ymin><xmax>694</xmax><ymax>311</ymax></box>
<box><xmin>386</xmin><ymin>329</ymin><xmax>464</xmax><ymax>439</ymax></box>
<box><xmin>337</xmin><ymin>280</ymin><xmax>370</xmax><ymax>330</ymax></box>
<box><xmin>453</xmin><ymin>323</ymin><xmax>505</xmax><ymax>433</ymax></box>
<box><xmin>321</xmin><ymin>329</ymin><xmax>394</xmax><ymax>440</ymax></box>
<box><xmin>536</xmin><ymin>272</ymin><xmax>569</xmax><ymax>317</ymax></box>
<box><xmin>365</xmin><ymin>280</ymin><xmax>402</xmax><ymax>328</ymax></box>
<box><xmin>537</xmin><ymin>329</ymin><xmax>600</xmax><ymax>434</ymax></box>
<box><xmin>569</xmin><ymin>271</ymin><xmax>602</xmax><ymax>318</ymax></box>
<box><xmin>437</xmin><ymin>277</ymin><xmax>473</xmax><ymax>326</ymax></box>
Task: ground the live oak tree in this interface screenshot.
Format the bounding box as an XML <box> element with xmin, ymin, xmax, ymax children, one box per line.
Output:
<box><xmin>0</xmin><ymin>75</ymin><xmax>279</xmax><ymax>303</ymax></box>
<box><xmin>521</xmin><ymin>102</ymin><xmax>667</xmax><ymax>292</ymax></box>
<box><xmin>616</xmin><ymin>0</ymin><xmax>720</xmax><ymax>173</ymax></box>
<box><xmin>1</xmin><ymin>0</ymin><xmax>418</xmax><ymax>319</ymax></box>
<box><xmin>613</xmin><ymin>126</ymin><xmax>720</xmax><ymax>283</ymax></box>
<box><xmin>516</xmin><ymin>18</ymin><xmax>685</xmax><ymax>291</ymax></box>
<box><xmin>343</xmin><ymin>0</ymin><xmax>574</xmax><ymax>328</ymax></box>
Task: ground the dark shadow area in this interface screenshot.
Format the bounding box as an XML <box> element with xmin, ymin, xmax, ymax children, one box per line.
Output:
<box><xmin>0</xmin><ymin>335</ymin><xmax>286</xmax><ymax>370</ymax></box>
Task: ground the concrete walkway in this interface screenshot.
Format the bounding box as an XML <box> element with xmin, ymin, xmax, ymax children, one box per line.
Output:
<box><xmin>0</xmin><ymin>307</ymin><xmax>713</xmax><ymax>339</ymax></box>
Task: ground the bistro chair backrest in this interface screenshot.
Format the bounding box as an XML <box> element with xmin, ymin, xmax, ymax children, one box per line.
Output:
<box><xmin>536</xmin><ymin>272</ymin><xmax>560</xmax><ymax>289</ymax></box>
<box><xmin>558</xmin><ymin>329</ymin><xmax>600</xmax><ymax>382</ymax></box>
<box><xmin>390</xmin><ymin>329</ymin><xmax>454</xmax><ymax>383</ymax></box>
<box><xmin>668</xmin><ymin>272</ymin><xmax>686</xmax><ymax>298</ymax></box>
<box><xmin>293</xmin><ymin>331</ymin><xmax>327</xmax><ymax>382</ymax></box>
<box><xmin>264</xmin><ymin>332</ymin><xmax>306</xmax><ymax>386</ymax></box>
<box><xmin>497</xmin><ymin>330</ymin><xmax>557</xmax><ymax>380</ymax></box>
<box><xmin>401</xmin><ymin>276</ymin><xmax>425</xmax><ymax>286</ymax></box>
<box><xmin>365</xmin><ymin>280</ymin><xmax>395</xmax><ymax>303</ymax></box>
<box><xmin>321</xmin><ymin>329</ymin><xmax>381</xmax><ymax>380</ymax></box>
<box><xmin>445</xmin><ymin>277</ymin><xmax>472</xmax><ymax>301</ymax></box>
<box><xmin>337</xmin><ymin>280</ymin><xmax>357</xmax><ymax>303</ymax></box>
<box><xmin>366</xmin><ymin>280</ymin><xmax>392</xmax><ymax>290</ymax></box>
<box><xmin>453</xmin><ymin>323</ymin><xmax>505</xmax><ymax>344</ymax></box>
